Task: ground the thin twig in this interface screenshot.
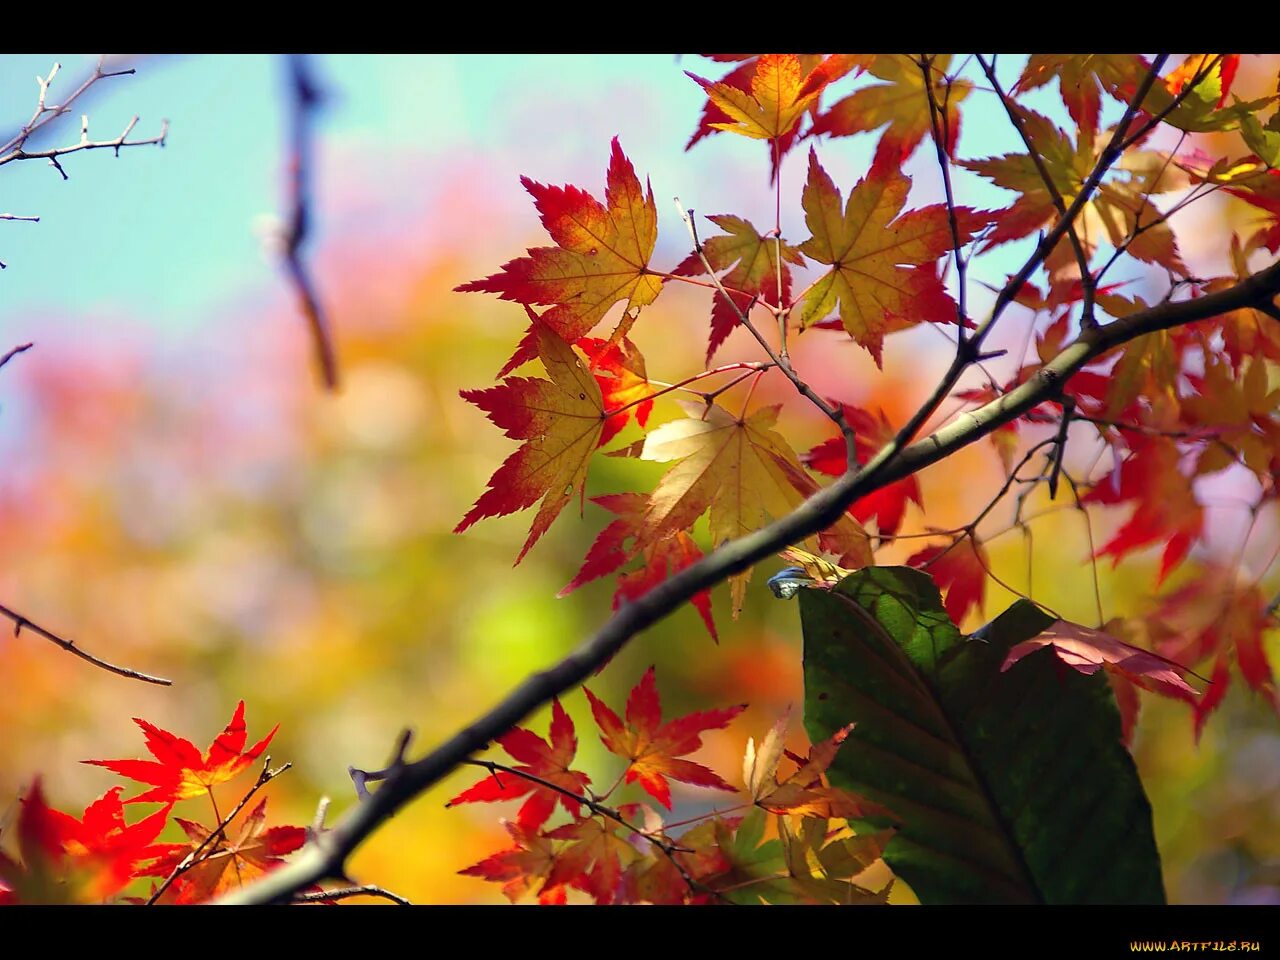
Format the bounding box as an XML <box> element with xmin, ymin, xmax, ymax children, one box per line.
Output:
<box><xmin>674</xmin><ymin>198</ymin><xmax>858</xmax><ymax>467</ymax></box>
<box><xmin>976</xmin><ymin>54</ymin><xmax>1094</xmax><ymax>327</ymax></box>
<box><xmin>281</xmin><ymin>54</ymin><xmax>339</xmax><ymax>391</ymax></box>
<box><xmin>0</xmin><ymin>343</ymin><xmax>33</xmax><ymax>371</ymax></box>
<box><xmin>919</xmin><ymin>55</ymin><xmax>974</xmax><ymax>339</ymax></box>
<box><xmin>293</xmin><ymin>884</ymin><xmax>412</xmax><ymax>906</ymax></box>
<box><xmin>147</xmin><ymin>758</ymin><xmax>291</xmax><ymax>904</ymax></box>
<box><xmin>0</xmin><ymin>602</ymin><xmax>171</xmax><ymax>686</ymax></box>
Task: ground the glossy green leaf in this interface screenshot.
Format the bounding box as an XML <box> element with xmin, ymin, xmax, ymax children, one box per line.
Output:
<box><xmin>800</xmin><ymin>565</ymin><xmax>1165</xmax><ymax>904</ymax></box>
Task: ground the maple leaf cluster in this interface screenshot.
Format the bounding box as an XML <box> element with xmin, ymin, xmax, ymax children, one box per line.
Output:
<box><xmin>0</xmin><ymin>702</ymin><xmax>310</xmax><ymax>905</ymax></box>
<box><xmin>452</xmin><ymin>668</ymin><xmax>893</xmax><ymax>904</ymax></box>
<box><xmin>454</xmin><ymin>51</ymin><xmax>1280</xmax><ymax>778</ymax></box>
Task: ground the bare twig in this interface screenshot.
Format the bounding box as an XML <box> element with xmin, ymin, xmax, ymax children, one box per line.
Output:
<box><xmin>918</xmin><ymin>55</ymin><xmax>975</xmax><ymax>338</ymax></box>
<box><xmin>293</xmin><ymin>884</ymin><xmax>412</xmax><ymax>906</ymax></box>
<box><xmin>281</xmin><ymin>54</ymin><xmax>339</xmax><ymax>391</ymax></box>
<box><xmin>674</xmin><ymin>198</ymin><xmax>859</xmax><ymax>467</ymax></box>
<box><xmin>976</xmin><ymin>54</ymin><xmax>1095</xmax><ymax>326</ymax></box>
<box><xmin>0</xmin><ymin>343</ymin><xmax>33</xmax><ymax>371</ymax></box>
<box><xmin>0</xmin><ymin>602</ymin><xmax>170</xmax><ymax>686</ymax></box>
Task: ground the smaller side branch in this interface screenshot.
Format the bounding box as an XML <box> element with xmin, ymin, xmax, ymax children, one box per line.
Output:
<box><xmin>0</xmin><ymin>602</ymin><xmax>171</xmax><ymax>686</ymax></box>
<box><xmin>976</xmin><ymin>55</ymin><xmax>1095</xmax><ymax>326</ymax></box>
<box><xmin>0</xmin><ymin>342</ymin><xmax>33</xmax><ymax>370</ymax></box>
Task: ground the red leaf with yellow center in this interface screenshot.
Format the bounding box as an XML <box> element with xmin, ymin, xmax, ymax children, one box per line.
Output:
<box><xmin>82</xmin><ymin>701</ymin><xmax>277</xmax><ymax>804</ymax></box>
<box><xmin>576</xmin><ymin>336</ymin><xmax>652</xmax><ymax>447</ymax></box>
<box><xmin>583</xmin><ymin>667</ymin><xmax>744</xmax><ymax>808</ymax></box>
<box><xmin>456</xmin><ymin>138</ymin><xmax>662</xmax><ymax>377</ymax></box>
<box><xmin>447</xmin><ymin>698</ymin><xmax>591</xmax><ymax>831</ymax></box>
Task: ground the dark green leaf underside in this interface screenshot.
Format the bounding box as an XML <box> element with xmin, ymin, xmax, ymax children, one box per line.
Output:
<box><xmin>800</xmin><ymin>566</ymin><xmax>1164</xmax><ymax>904</ymax></box>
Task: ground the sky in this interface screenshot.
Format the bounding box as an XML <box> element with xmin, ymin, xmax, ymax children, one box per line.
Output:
<box><xmin>0</xmin><ymin>54</ymin><xmax>1052</xmax><ymax>341</ymax></box>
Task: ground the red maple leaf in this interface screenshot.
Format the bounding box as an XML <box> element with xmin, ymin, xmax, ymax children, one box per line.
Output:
<box><xmin>1002</xmin><ymin>619</ymin><xmax>1199</xmax><ymax>700</ymax></box>
<box><xmin>559</xmin><ymin>493</ymin><xmax>717</xmax><ymax>642</ymax></box>
<box><xmin>802</xmin><ymin>403</ymin><xmax>923</xmax><ymax>535</ymax></box>
<box><xmin>907</xmin><ymin>537</ymin><xmax>989</xmax><ymax>625</ymax></box>
<box><xmin>82</xmin><ymin>701</ymin><xmax>277</xmax><ymax>804</ymax></box>
<box><xmin>455</xmin><ymin>138</ymin><xmax>662</xmax><ymax>377</ymax></box>
<box><xmin>1081</xmin><ymin>435</ymin><xmax>1202</xmax><ymax>583</ymax></box>
<box><xmin>458</xmin><ymin>818</ymin><xmax>568</xmax><ymax>905</ymax></box>
<box><xmin>447</xmin><ymin>699</ymin><xmax>591</xmax><ymax>831</ymax></box>
<box><xmin>0</xmin><ymin>779</ymin><xmax>180</xmax><ymax>903</ymax></box>
<box><xmin>584</xmin><ymin>667</ymin><xmax>745</xmax><ymax>808</ymax></box>
<box><xmin>576</xmin><ymin>335</ymin><xmax>652</xmax><ymax>447</ymax></box>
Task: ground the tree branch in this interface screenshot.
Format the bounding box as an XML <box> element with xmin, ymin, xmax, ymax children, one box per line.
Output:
<box><xmin>217</xmin><ymin>251</ymin><xmax>1280</xmax><ymax>906</ymax></box>
<box><xmin>281</xmin><ymin>54</ymin><xmax>339</xmax><ymax>392</ymax></box>
<box><xmin>0</xmin><ymin>602</ymin><xmax>171</xmax><ymax>686</ymax></box>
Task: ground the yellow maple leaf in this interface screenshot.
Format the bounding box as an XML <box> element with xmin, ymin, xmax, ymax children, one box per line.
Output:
<box><xmin>640</xmin><ymin>401</ymin><xmax>869</xmax><ymax>613</ymax></box>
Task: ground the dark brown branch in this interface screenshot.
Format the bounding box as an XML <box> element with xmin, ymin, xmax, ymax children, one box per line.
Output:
<box><xmin>918</xmin><ymin>55</ymin><xmax>974</xmax><ymax>338</ymax></box>
<box><xmin>281</xmin><ymin>54</ymin><xmax>339</xmax><ymax>392</ymax></box>
<box><xmin>293</xmin><ymin>885</ymin><xmax>412</xmax><ymax>906</ymax></box>
<box><xmin>217</xmin><ymin>248</ymin><xmax>1280</xmax><ymax>907</ymax></box>
<box><xmin>0</xmin><ymin>602</ymin><xmax>171</xmax><ymax>686</ymax></box>
<box><xmin>0</xmin><ymin>342</ymin><xmax>33</xmax><ymax>370</ymax></box>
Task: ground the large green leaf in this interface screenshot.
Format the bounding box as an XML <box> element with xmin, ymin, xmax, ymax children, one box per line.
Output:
<box><xmin>799</xmin><ymin>565</ymin><xmax>1164</xmax><ymax>904</ymax></box>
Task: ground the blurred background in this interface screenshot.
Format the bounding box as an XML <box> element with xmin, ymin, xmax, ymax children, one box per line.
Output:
<box><xmin>0</xmin><ymin>54</ymin><xmax>1276</xmax><ymax>904</ymax></box>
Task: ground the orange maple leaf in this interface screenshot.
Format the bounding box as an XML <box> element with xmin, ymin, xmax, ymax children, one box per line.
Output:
<box><xmin>82</xmin><ymin>701</ymin><xmax>277</xmax><ymax>804</ymax></box>
<box><xmin>795</xmin><ymin>149</ymin><xmax>989</xmax><ymax>366</ymax></box>
<box><xmin>812</xmin><ymin>54</ymin><xmax>970</xmax><ymax>169</ymax></box>
<box><xmin>458</xmin><ymin>818</ymin><xmax>568</xmax><ymax>905</ymax></box>
<box><xmin>584</xmin><ymin>667</ymin><xmax>744</xmax><ymax>809</ymax></box>
<box><xmin>140</xmin><ymin>797</ymin><xmax>305</xmax><ymax>903</ymax></box>
<box><xmin>455</xmin><ymin>138</ymin><xmax>661</xmax><ymax>377</ymax></box>
<box><xmin>455</xmin><ymin>318</ymin><xmax>606</xmax><ymax>564</ymax></box>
